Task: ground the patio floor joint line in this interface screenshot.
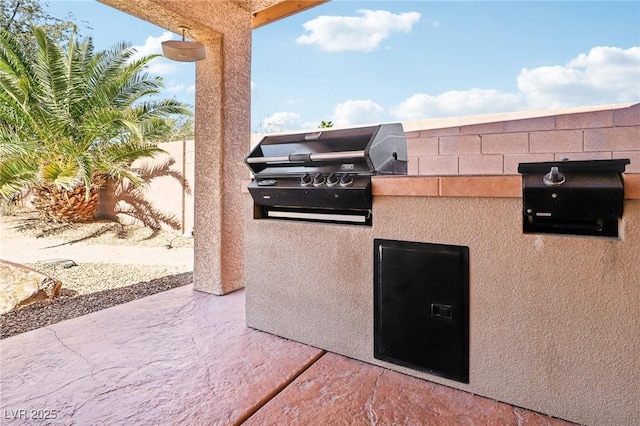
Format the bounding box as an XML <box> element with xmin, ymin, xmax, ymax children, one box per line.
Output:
<box><xmin>236</xmin><ymin>350</ymin><xmax>327</xmax><ymax>425</ymax></box>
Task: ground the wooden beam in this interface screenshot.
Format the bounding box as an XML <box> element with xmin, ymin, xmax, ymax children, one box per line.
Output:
<box><xmin>252</xmin><ymin>0</ymin><xmax>328</xmax><ymax>29</ymax></box>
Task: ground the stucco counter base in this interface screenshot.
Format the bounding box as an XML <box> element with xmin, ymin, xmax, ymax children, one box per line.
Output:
<box><xmin>245</xmin><ymin>194</ymin><xmax>640</xmax><ymax>426</ymax></box>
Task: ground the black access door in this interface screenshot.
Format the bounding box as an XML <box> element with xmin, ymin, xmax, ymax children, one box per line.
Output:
<box><xmin>374</xmin><ymin>239</ymin><xmax>469</xmax><ymax>383</ymax></box>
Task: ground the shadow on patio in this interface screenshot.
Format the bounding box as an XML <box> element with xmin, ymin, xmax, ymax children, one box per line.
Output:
<box><xmin>0</xmin><ymin>286</ymin><xmax>574</xmax><ymax>425</ymax></box>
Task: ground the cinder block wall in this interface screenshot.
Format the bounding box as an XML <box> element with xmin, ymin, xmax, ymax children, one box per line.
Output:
<box><xmin>405</xmin><ymin>103</ymin><xmax>639</xmax><ymax>175</ymax></box>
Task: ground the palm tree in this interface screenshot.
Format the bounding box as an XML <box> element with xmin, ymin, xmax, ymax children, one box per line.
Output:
<box><xmin>0</xmin><ymin>25</ymin><xmax>190</xmax><ymax>223</ymax></box>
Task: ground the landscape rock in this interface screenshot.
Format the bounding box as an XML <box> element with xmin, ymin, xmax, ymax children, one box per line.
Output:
<box><xmin>0</xmin><ymin>260</ymin><xmax>62</xmax><ymax>314</ymax></box>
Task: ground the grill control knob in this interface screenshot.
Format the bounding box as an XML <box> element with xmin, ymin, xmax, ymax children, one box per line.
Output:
<box><xmin>313</xmin><ymin>173</ymin><xmax>326</xmax><ymax>186</ymax></box>
<box><xmin>326</xmin><ymin>173</ymin><xmax>339</xmax><ymax>187</ymax></box>
<box><xmin>543</xmin><ymin>166</ymin><xmax>565</xmax><ymax>186</ymax></box>
<box><xmin>300</xmin><ymin>173</ymin><xmax>313</xmax><ymax>187</ymax></box>
<box><xmin>339</xmin><ymin>173</ymin><xmax>354</xmax><ymax>187</ymax></box>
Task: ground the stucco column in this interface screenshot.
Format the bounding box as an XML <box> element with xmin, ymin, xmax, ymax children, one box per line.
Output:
<box><xmin>193</xmin><ymin>31</ymin><xmax>250</xmax><ymax>295</ymax></box>
<box><xmin>96</xmin><ymin>0</ymin><xmax>252</xmax><ymax>294</ymax></box>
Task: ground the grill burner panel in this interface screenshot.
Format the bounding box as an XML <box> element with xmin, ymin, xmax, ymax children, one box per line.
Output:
<box><xmin>245</xmin><ymin>123</ymin><xmax>407</xmax><ymax>225</ymax></box>
<box><xmin>249</xmin><ymin>176</ymin><xmax>372</xmax><ymax>210</ymax></box>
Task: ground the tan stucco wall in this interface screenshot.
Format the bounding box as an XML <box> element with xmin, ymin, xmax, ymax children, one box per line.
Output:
<box><xmin>98</xmin><ymin>140</ymin><xmax>195</xmax><ymax>233</ymax></box>
<box><xmin>245</xmin><ymin>195</ymin><xmax>640</xmax><ymax>425</ymax></box>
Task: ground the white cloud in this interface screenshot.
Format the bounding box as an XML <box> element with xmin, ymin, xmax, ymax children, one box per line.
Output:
<box><xmin>260</xmin><ymin>112</ymin><xmax>306</xmax><ymax>132</ymax></box>
<box><xmin>166</xmin><ymin>82</ymin><xmax>186</xmax><ymax>93</ymax></box>
<box><xmin>145</xmin><ymin>60</ymin><xmax>180</xmax><ymax>75</ymax></box>
<box><xmin>332</xmin><ymin>100</ymin><xmax>383</xmax><ymax>126</ymax></box>
<box><xmin>131</xmin><ymin>31</ymin><xmax>173</xmax><ymax>58</ymax></box>
<box><xmin>517</xmin><ymin>46</ymin><xmax>640</xmax><ymax>109</ymax></box>
<box><xmin>391</xmin><ymin>90</ymin><xmax>524</xmax><ymax>120</ymax></box>
<box><xmin>296</xmin><ymin>9</ymin><xmax>422</xmax><ymax>52</ymax></box>
<box><xmin>391</xmin><ymin>46</ymin><xmax>639</xmax><ymax>120</ymax></box>
<box><xmin>131</xmin><ymin>31</ymin><xmax>180</xmax><ymax>76</ymax></box>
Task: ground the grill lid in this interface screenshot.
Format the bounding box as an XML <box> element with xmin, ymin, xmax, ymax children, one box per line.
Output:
<box><xmin>245</xmin><ymin>123</ymin><xmax>408</xmax><ymax>177</ymax></box>
<box><xmin>517</xmin><ymin>159</ymin><xmax>630</xmax><ymax>174</ymax></box>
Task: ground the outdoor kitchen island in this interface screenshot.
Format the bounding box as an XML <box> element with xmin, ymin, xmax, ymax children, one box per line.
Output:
<box><xmin>244</xmin><ymin>174</ymin><xmax>640</xmax><ymax>426</ymax></box>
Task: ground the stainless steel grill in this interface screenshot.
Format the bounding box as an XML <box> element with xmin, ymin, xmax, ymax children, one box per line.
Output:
<box><xmin>245</xmin><ymin>123</ymin><xmax>408</xmax><ymax>225</ymax></box>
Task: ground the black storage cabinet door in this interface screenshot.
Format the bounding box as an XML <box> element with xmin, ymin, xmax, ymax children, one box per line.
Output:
<box><xmin>374</xmin><ymin>239</ymin><xmax>469</xmax><ymax>383</ymax></box>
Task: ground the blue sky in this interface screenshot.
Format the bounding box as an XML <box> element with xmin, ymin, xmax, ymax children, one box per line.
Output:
<box><xmin>47</xmin><ymin>1</ymin><xmax>639</xmax><ymax>132</ymax></box>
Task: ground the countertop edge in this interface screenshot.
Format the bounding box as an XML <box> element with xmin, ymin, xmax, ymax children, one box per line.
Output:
<box><xmin>242</xmin><ymin>174</ymin><xmax>640</xmax><ymax>200</ymax></box>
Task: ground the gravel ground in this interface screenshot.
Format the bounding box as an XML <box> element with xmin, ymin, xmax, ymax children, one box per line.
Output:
<box><xmin>24</xmin><ymin>261</ymin><xmax>190</xmax><ymax>296</ymax></box>
<box><xmin>1</xmin><ymin>208</ymin><xmax>193</xmax><ymax>339</ymax></box>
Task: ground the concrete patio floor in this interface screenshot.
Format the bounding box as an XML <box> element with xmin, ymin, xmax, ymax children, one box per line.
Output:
<box><xmin>0</xmin><ymin>286</ymin><xmax>575</xmax><ymax>425</ymax></box>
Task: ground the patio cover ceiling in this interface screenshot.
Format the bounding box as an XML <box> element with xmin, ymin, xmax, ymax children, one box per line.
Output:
<box><xmin>98</xmin><ymin>0</ymin><xmax>328</xmax><ymax>39</ymax></box>
<box><xmin>249</xmin><ymin>0</ymin><xmax>329</xmax><ymax>28</ymax></box>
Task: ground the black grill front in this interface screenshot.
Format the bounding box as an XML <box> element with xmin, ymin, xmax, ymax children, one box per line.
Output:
<box><xmin>518</xmin><ymin>159</ymin><xmax>630</xmax><ymax>237</ymax></box>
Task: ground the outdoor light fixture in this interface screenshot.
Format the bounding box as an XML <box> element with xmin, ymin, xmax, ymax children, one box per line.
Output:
<box><xmin>161</xmin><ymin>26</ymin><xmax>206</xmax><ymax>62</ymax></box>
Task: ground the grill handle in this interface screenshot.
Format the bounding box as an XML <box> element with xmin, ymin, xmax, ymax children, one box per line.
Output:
<box><xmin>246</xmin><ymin>150</ymin><xmax>365</xmax><ymax>164</ymax></box>
<box><xmin>288</xmin><ymin>153</ymin><xmax>312</xmax><ymax>162</ymax></box>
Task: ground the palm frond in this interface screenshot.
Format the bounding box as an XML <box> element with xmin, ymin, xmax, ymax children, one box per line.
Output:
<box><xmin>0</xmin><ymin>158</ymin><xmax>38</xmax><ymax>199</ymax></box>
<box><xmin>0</xmin><ymin>133</ymin><xmax>28</xmax><ymax>157</ymax></box>
<box><xmin>79</xmin><ymin>108</ymin><xmax>145</xmax><ymax>147</ymax></box>
<box><xmin>100</xmin><ymin>139</ymin><xmax>166</xmax><ymax>164</ymax></box>
<box><xmin>0</xmin><ymin>27</ymin><xmax>35</xmax><ymax>107</ymax></box>
<box><xmin>41</xmin><ymin>160</ymin><xmax>80</xmax><ymax>190</ymax></box>
<box><xmin>0</xmin><ymin>28</ymin><xmax>40</xmax><ymax>134</ymax></box>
